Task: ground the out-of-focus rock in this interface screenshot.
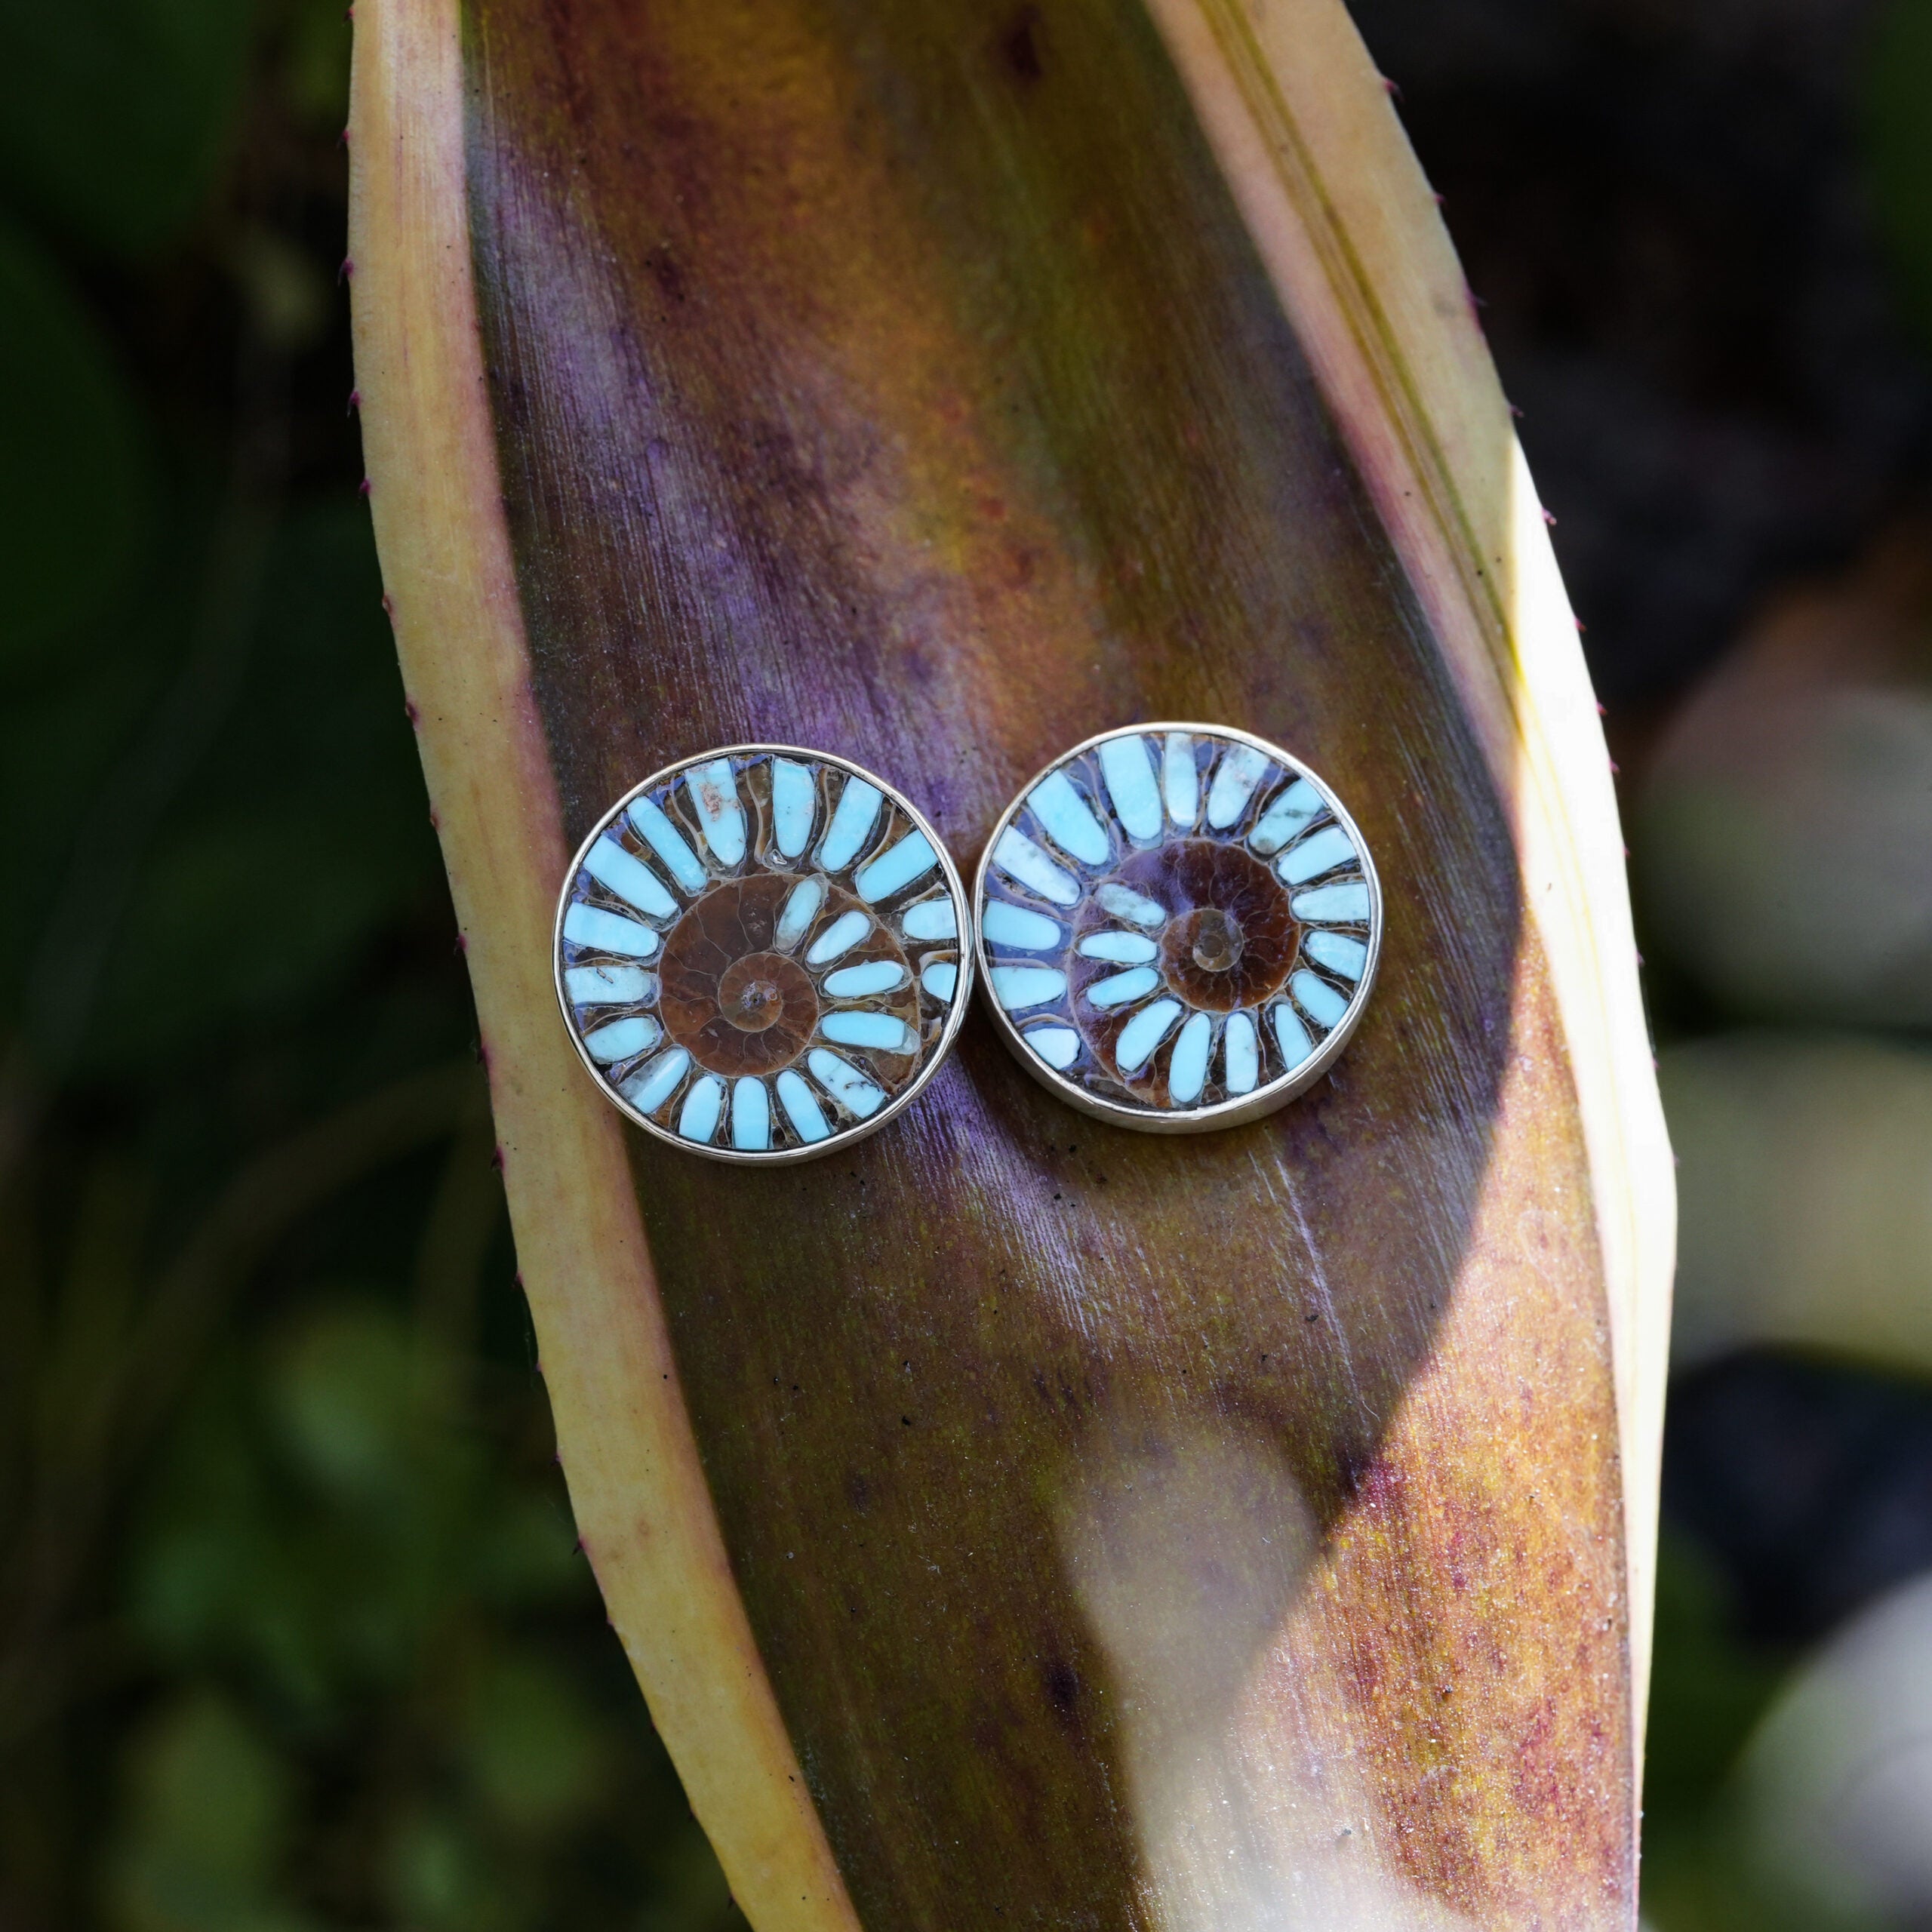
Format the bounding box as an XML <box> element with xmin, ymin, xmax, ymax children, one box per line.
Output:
<box><xmin>1661</xmin><ymin>1032</ymin><xmax>1932</xmax><ymax>1373</ymax></box>
<box><xmin>1637</xmin><ymin>525</ymin><xmax>1932</xmax><ymax>1026</ymax></box>
<box><xmin>1744</xmin><ymin>1567</ymin><xmax>1932</xmax><ymax>1918</ymax></box>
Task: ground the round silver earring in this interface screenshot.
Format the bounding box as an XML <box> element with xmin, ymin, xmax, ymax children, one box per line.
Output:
<box><xmin>972</xmin><ymin>723</ymin><xmax>1381</xmax><ymax>1133</ymax></box>
<box><xmin>555</xmin><ymin>746</ymin><xmax>971</xmax><ymax>1164</ymax></box>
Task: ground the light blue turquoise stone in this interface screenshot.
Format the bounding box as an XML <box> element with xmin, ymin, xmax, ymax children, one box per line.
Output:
<box><xmin>921</xmin><ymin>961</ymin><xmax>958</xmax><ymax>1001</ymax></box>
<box><xmin>805</xmin><ymin>909</ymin><xmax>872</xmax><ymax>965</ymax></box>
<box><xmin>1249</xmin><ymin>778</ymin><xmax>1323</xmax><ymax>854</ymax></box>
<box><xmin>1086</xmin><ymin>965</ymin><xmax>1160</xmax><ymax>1010</ymax></box>
<box><xmin>981</xmin><ymin>900</ymin><xmax>1059</xmax><ymax>950</ymax></box>
<box><xmin>901</xmin><ymin>896</ymin><xmax>957</xmax><ymax>941</ymax></box>
<box><xmin>1097</xmin><ymin>734</ymin><xmax>1163</xmax><ymax>841</ymax></box>
<box><xmin>775</xmin><ymin>876</ymin><xmax>823</xmax><ymax>950</ymax></box>
<box><xmin>1305</xmin><ymin>929</ymin><xmax>1369</xmax><ymax>980</ymax></box>
<box><xmin>808</xmin><ymin>1048</ymin><xmax>886</xmax><ymax>1118</ymax></box>
<box><xmin>1076</xmin><ymin>931</ymin><xmax>1158</xmax><ymax>965</ymax></box>
<box><xmin>855</xmin><ymin>829</ymin><xmax>937</xmax><ymax>903</ymax></box>
<box><xmin>1027</xmin><ymin>770</ymin><xmax>1110</xmax><ymax>866</ymax></box>
<box><xmin>775</xmin><ymin>1069</ymin><xmax>830</xmax><ymax>1142</ymax></box>
<box><xmin>1272</xmin><ymin>1003</ymin><xmax>1314</xmax><ymax>1069</ymax></box>
<box><xmin>1097</xmin><ymin>883</ymin><xmax>1165</xmax><ymax>928</ymax></box>
<box><xmin>1168</xmin><ymin>1011</ymin><xmax>1212</xmax><ymax>1102</ymax></box>
<box><xmin>1206</xmin><ymin>744</ymin><xmax>1270</xmax><ymax>829</ymax></box>
<box><xmin>1023</xmin><ymin>1026</ymin><xmax>1081</xmax><ymax>1070</ymax></box>
<box><xmin>823</xmin><ymin>958</ymin><xmax>908</xmax><ymax>998</ymax></box>
<box><xmin>990</xmin><ymin>964</ymin><xmax>1066</xmax><ymax>1011</ymax></box>
<box><xmin>1162</xmin><ymin>732</ymin><xmax>1199</xmax><ymax>826</ymax></box>
<box><xmin>731</xmin><ymin>1076</ymin><xmax>771</xmax><ymax>1151</ymax></box>
<box><xmin>818</xmin><ymin>775</ymin><xmax>882</xmax><ymax>871</ymax></box>
<box><xmin>1291</xmin><ymin>969</ymin><xmax>1349</xmax><ymax>1029</ymax></box>
<box><xmin>565</xmin><ymin>963</ymin><xmax>652</xmax><ymax>1006</ymax></box>
<box><xmin>1292</xmin><ymin>879</ymin><xmax>1371</xmax><ymax>923</ymax></box>
<box><xmin>771</xmin><ymin>758</ymin><xmax>817</xmax><ymax>858</ymax></box>
<box><xmin>1115</xmin><ymin>997</ymin><xmax>1183</xmax><ymax>1072</ymax></box>
<box><xmin>1278</xmin><ymin>824</ymin><xmax>1357</xmax><ymax>884</ymax></box>
<box><xmin>992</xmin><ymin>827</ymin><xmax>1078</xmax><ymax>907</ymax></box>
<box><xmin>583</xmin><ymin>1014</ymin><xmax>660</xmax><ymax>1064</ymax></box>
<box><xmin>685</xmin><ymin>758</ymin><xmax>746</xmax><ymax>866</ymax></box>
<box><xmin>627</xmin><ymin>797</ymin><xmax>709</xmax><ymax>894</ymax></box>
<box><xmin>678</xmin><ymin>1075</ymin><xmax>724</xmax><ymax>1143</ymax></box>
<box><xmin>563</xmin><ymin>903</ymin><xmax>660</xmax><ymax>958</ymax></box>
<box><xmin>821</xmin><ymin>1011</ymin><xmax>918</xmax><ymax>1053</ymax></box>
<box><xmin>1223</xmin><ymin>1011</ymin><xmax>1260</xmax><ymax>1093</ymax></box>
<box><xmin>622</xmin><ymin>1046</ymin><xmax>690</xmax><ymax>1113</ymax></box>
<box><xmin>582</xmin><ymin>835</ymin><xmax>678</xmax><ymax>919</ymax></box>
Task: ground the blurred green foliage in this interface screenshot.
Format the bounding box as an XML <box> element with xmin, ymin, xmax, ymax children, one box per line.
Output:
<box><xmin>1866</xmin><ymin>0</ymin><xmax>1932</xmax><ymax>351</ymax></box>
<box><xmin>0</xmin><ymin>3</ymin><xmax>743</xmax><ymax>1927</ymax></box>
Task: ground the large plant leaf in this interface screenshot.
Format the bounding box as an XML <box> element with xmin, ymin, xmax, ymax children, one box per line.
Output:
<box><xmin>348</xmin><ymin>0</ymin><xmax>1672</xmax><ymax>1926</ymax></box>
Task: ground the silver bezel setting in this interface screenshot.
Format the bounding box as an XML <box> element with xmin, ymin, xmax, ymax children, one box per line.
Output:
<box><xmin>971</xmin><ymin>722</ymin><xmax>1382</xmax><ymax>1135</ymax></box>
<box><xmin>554</xmin><ymin>743</ymin><xmax>973</xmax><ymax>1165</ymax></box>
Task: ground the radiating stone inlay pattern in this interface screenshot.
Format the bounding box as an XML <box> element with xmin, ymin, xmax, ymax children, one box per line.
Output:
<box><xmin>977</xmin><ymin>728</ymin><xmax>1378</xmax><ymax>1116</ymax></box>
<box><xmin>558</xmin><ymin>752</ymin><xmax>964</xmax><ymax>1156</ymax></box>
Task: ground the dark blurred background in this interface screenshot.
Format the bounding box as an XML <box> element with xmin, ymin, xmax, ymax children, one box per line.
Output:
<box><xmin>2</xmin><ymin>0</ymin><xmax>1929</xmax><ymax>1926</ymax></box>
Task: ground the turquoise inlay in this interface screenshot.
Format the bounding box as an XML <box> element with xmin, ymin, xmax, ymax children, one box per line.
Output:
<box><xmin>1024</xmin><ymin>1026</ymin><xmax>1081</xmax><ymax>1070</ymax></box>
<box><xmin>1306</xmin><ymin>930</ymin><xmax>1369</xmax><ymax>980</ymax></box>
<box><xmin>621</xmin><ymin>1047</ymin><xmax>690</xmax><ymax>1113</ymax></box>
<box><xmin>583</xmin><ymin>1015</ymin><xmax>660</xmax><ymax>1064</ymax></box>
<box><xmin>1223</xmin><ymin>1011</ymin><xmax>1259</xmax><ymax>1094</ymax></box>
<box><xmin>582</xmin><ymin>835</ymin><xmax>678</xmax><ymax>920</ymax></box>
<box><xmin>1115</xmin><ymin>998</ymin><xmax>1183</xmax><ymax>1072</ymax></box>
<box><xmin>731</xmin><ymin>1076</ymin><xmax>771</xmax><ymax>1151</ymax></box>
<box><xmin>1278</xmin><ymin>824</ymin><xmax>1357</xmax><ymax>884</ymax></box>
<box><xmin>1028</xmin><ymin>770</ymin><xmax>1110</xmax><ymax>866</ymax></box>
<box><xmin>771</xmin><ymin>758</ymin><xmax>817</xmax><ymax>858</ymax></box>
<box><xmin>855</xmin><ymin>829</ymin><xmax>937</xmax><ymax>903</ymax></box>
<box><xmin>821</xmin><ymin>1011</ymin><xmax>918</xmax><ymax>1053</ymax></box>
<box><xmin>1292</xmin><ymin>880</ymin><xmax>1371</xmax><ymax>923</ymax></box>
<box><xmin>1206</xmin><ymin>744</ymin><xmax>1270</xmax><ymax>829</ymax></box>
<box><xmin>1163</xmin><ymin>732</ymin><xmax>1199</xmax><ymax>826</ymax></box>
<box><xmin>627</xmin><ymin>796</ymin><xmax>709</xmax><ymax>894</ymax></box>
<box><xmin>1087</xmin><ymin>965</ymin><xmax>1161</xmax><ymax>1010</ymax></box>
<box><xmin>982</xmin><ymin>901</ymin><xmax>1060</xmax><ymax>950</ymax></box>
<box><xmin>992</xmin><ymin>827</ymin><xmax>1078</xmax><ymax>906</ymax></box>
<box><xmin>1250</xmin><ymin>778</ymin><xmax>1323</xmax><ymax>854</ymax></box>
<box><xmin>565</xmin><ymin>963</ymin><xmax>651</xmax><ymax>1006</ymax></box>
<box><xmin>1076</xmin><ymin>931</ymin><xmax>1158</xmax><ymax>965</ymax></box>
<box><xmin>1291</xmin><ymin>970</ymin><xmax>1349</xmax><ymax>1029</ymax></box>
<box><xmin>823</xmin><ymin>959</ymin><xmax>908</xmax><ymax>998</ymax></box>
<box><xmin>1272</xmin><ymin>1003</ymin><xmax>1314</xmax><ymax>1069</ymax></box>
<box><xmin>990</xmin><ymin>964</ymin><xmax>1066</xmax><ymax>1010</ymax></box>
<box><xmin>775</xmin><ymin>1069</ymin><xmax>830</xmax><ymax>1143</ymax></box>
<box><xmin>808</xmin><ymin>1048</ymin><xmax>887</xmax><ymax>1118</ymax></box>
<box><xmin>685</xmin><ymin>758</ymin><xmax>746</xmax><ymax>866</ymax></box>
<box><xmin>818</xmin><ymin>774</ymin><xmax>882</xmax><ymax>871</ymax></box>
<box><xmin>678</xmin><ymin>1075</ymin><xmax>724</xmax><ymax>1143</ymax></box>
<box><xmin>921</xmin><ymin>961</ymin><xmax>958</xmax><ymax>1001</ymax></box>
<box><xmin>1168</xmin><ymin>1011</ymin><xmax>1212</xmax><ymax>1102</ymax></box>
<box><xmin>1097</xmin><ymin>734</ymin><xmax>1162</xmax><ymax>841</ymax></box>
<box><xmin>564</xmin><ymin>903</ymin><xmax>660</xmax><ymax>958</ymax></box>
<box><xmin>806</xmin><ymin>909</ymin><xmax>871</xmax><ymax>966</ymax></box>
<box><xmin>775</xmin><ymin>876</ymin><xmax>824</xmax><ymax>951</ymax></box>
<box><xmin>1097</xmin><ymin>883</ymin><xmax>1167</xmax><ymax>928</ymax></box>
<box><xmin>902</xmin><ymin>896</ymin><xmax>957</xmax><ymax>941</ymax></box>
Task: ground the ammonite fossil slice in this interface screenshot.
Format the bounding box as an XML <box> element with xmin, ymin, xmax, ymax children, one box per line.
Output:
<box><xmin>555</xmin><ymin>749</ymin><xmax>968</xmax><ymax>1162</ymax></box>
<box><xmin>972</xmin><ymin>724</ymin><xmax>1380</xmax><ymax>1131</ymax></box>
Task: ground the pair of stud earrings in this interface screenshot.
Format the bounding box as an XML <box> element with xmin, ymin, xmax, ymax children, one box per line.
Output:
<box><xmin>552</xmin><ymin>724</ymin><xmax>1382</xmax><ymax>1165</ymax></box>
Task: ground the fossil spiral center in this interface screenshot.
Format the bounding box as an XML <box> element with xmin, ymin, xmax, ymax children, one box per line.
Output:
<box><xmin>1186</xmin><ymin>908</ymin><xmax>1244</xmax><ymax>974</ymax></box>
